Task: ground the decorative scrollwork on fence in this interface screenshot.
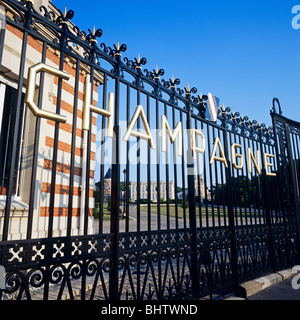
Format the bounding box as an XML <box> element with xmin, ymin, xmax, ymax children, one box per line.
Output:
<box><xmin>1</xmin><ymin>0</ymin><xmax>298</xmax><ymax>302</ymax></box>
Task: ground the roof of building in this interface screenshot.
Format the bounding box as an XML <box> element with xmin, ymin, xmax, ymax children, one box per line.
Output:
<box><xmin>104</xmin><ymin>168</ymin><xmax>112</xmax><ymax>179</ymax></box>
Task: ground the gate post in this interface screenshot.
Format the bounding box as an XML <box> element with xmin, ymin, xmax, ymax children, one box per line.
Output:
<box><xmin>185</xmin><ymin>86</ymin><xmax>200</xmax><ymax>299</ymax></box>
<box><xmin>271</xmin><ymin>111</ymin><xmax>300</xmax><ymax>265</ymax></box>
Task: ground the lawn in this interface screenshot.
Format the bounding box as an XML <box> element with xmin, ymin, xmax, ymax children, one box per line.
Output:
<box><xmin>142</xmin><ymin>204</ymin><xmax>227</xmax><ymax>219</ymax></box>
<box><xmin>141</xmin><ymin>203</ymin><xmax>264</xmax><ymax>220</ymax></box>
<box><xmin>94</xmin><ymin>202</ymin><xmax>265</xmax><ymax>221</ymax></box>
<box><xmin>93</xmin><ymin>202</ymin><xmax>111</xmax><ymax>220</ymax></box>
<box><xmin>94</xmin><ymin>201</ymin><xmax>126</xmax><ymax>220</ymax></box>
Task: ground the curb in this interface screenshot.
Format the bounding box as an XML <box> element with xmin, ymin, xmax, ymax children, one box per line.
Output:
<box><xmin>225</xmin><ymin>265</ymin><xmax>300</xmax><ymax>300</ymax></box>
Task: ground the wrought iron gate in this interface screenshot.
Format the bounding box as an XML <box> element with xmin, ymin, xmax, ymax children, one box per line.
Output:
<box><xmin>0</xmin><ymin>0</ymin><xmax>299</xmax><ymax>300</ymax></box>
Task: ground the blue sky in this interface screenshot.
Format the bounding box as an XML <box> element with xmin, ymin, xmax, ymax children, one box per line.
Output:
<box><xmin>61</xmin><ymin>0</ymin><xmax>300</xmax><ymax>128</ymax></box>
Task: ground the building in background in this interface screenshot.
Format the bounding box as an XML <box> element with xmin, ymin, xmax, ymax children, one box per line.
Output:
<box><xmin>0</xmin><ymin>0</ymin><xmax>100</xmax><ymax>239</ymax></box>
<box><xmin>129</xmin><ymin>180</ymin><xmax>175</xmax><ymax>202</ymax></box>
<box><xmin>177</xmin><ymin>176</ymin><xmax>211</xmax><ymax>203</ymax></box>
<box><xmin>95</xmin><ymin>168</ymin><xmax>112</xmax><ymax>203</ymax></box>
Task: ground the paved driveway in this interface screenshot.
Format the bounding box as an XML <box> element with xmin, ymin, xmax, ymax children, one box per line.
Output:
<box><xmin>248</xmin><ymin>278</ymin><xmax>300</xmax><ymax>300</ymax></box>
<box><xmin>96</xmin><ymin>204</ymin><xmax>182</xmax><ymax>233</ymax></box>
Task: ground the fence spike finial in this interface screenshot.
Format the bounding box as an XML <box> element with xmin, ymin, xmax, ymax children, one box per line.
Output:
<box><xmin>272</xmin><ymin>97</ymin><xmax>282</xmax><ymax>115</ymax></box>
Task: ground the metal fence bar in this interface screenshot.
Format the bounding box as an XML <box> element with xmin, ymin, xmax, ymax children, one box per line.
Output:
<box><xmin>186</xmin><ymin>91</ymin><xmax>200</xmax><ymax>299</ymax></box>
<box><xmin>66</xmin><ymin>57</ymin><xmax>80</xmax><ymax>237</ymax></box>
<box><xmin>146</xmin><ymin>93</ymin><xmax>151</xmax><ymax>231</ymax></box>
<box><xmin>136</xmin><ymin>88</ymin><xmax>141</xmax><ymax>233</ymax></box>
<box><xmin>222</xmin><ymin>115</ymin><xmax>239</xmax><ymax>288</ymax></box>
<box><xmin>180</xmin><ymin>110</ymin><xmax>187</xmax><ymax>228</ymax></box>
<box><xmin>238</xmin><ymin>132</ymin><xmax>248</xmax><ymax>226</ymax></box>
<box><xmin>156</xmin><ymin>97</ymin><xmax>161</xmax><ymax>231</ymax></box>
<box><xmin>83</xmin><ymin>72</ymin><xmax>93</xmax><ymax>236</ymax></box>
<box><xmin>26</xmin><ymin>40</ymin><xmax>47</xmax><ymax>239</ymax></box>
<box><xmin>109</xmin><ymin>55</ymin><xmax>121</xmax><ymax>300</ymax></box>
<box><xmin>47</xmin><ymin>26</ymin><xmax>66</xmax><ymax>239</ymax></box>
<box><xmin>125</xmin><ymin>83</ymin><xmax>130</xmax><ymax>232</ymax></box>
<box><xmin>201</xmin><ymin>121</ymin><xmax>209</xmax><ymax>228</ymax></box>
<box><xmin>136</xmin><ymin>87</ymin><xmax>141</xmax><ymax>299</ymax></box>
<box><xmin>259</xmin><ymin>132</ymin><xmax>276</xmax><ymax>272</ymax></box>
<box><xmin>194</xmin><ymin>118</ymin><xmax>202</xmax><ymax>228</ymax></box>
<box><xmin>173</xmin><ymin>106</ymin><xmax>179</xmax><ymax>230</ymax></box>
<box><xmin>2</xmin><ymin>10</ymin><xmax>28</xmax><ymax>241</ymax></box>
<box><xmin>98</xmin><ymin>73</ymin><xmax>107</xmax><ymax>234</ymax></box>
<box><xmin>206</xmin><ymin>123</ymin><xmax>215</xmax><ymax>227</ymax></box>
<box><xmin>164</xmin><ymin>102</ymin><xmax>170</xmax><ymax>230</ymax></box>
<box><xmin>230</xmin><ymin>131</ymin><xmax>240</xmax><ymax>226</ymax></box>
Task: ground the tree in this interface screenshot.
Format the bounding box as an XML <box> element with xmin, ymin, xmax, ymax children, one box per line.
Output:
<box><xmin>119</xmin><ymin>181</ymin><xmax>125</xmax><ymax>192</ymax></box>
<box><xmin>211</xmin><ymin>172</ymin><xmax>283</xmax><ymax>211</ymax></box>
<box><xmin>107</xmin><ymin>200</ymin><xmax>111</xmax><ymax>213</ymax></box>
<box><xmin>211</xmin><ymin>175</ymin><xmax>262</xmax><ymax>207</ymax></box>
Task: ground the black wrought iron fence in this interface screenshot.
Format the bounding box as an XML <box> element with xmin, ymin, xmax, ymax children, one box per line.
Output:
<box><xmin>0</xmin><ymin>0</ymin><xmax>299</xmax><ymax>301</ymax></box>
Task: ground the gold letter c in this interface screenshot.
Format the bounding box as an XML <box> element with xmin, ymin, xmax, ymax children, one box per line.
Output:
<box><xmin>26</xmin><ymin>63</ymin><xmax>70</xmax><ymax>123</ymax></box>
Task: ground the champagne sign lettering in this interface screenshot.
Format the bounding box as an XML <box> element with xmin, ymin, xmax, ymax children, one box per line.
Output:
<box><xmin>26</xmin><ymin>63</ymin><xmax>276</xmax><ymax>177</ymax></box>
